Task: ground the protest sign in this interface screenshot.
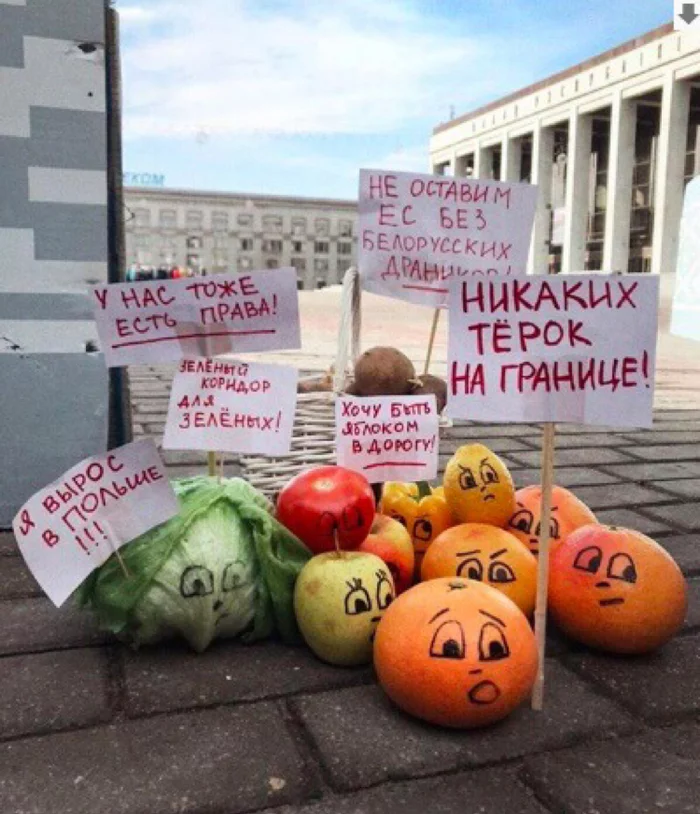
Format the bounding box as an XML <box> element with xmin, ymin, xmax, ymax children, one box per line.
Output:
<box><xmin>671</xmin><ymin>176</ymin><xmax>700</xmax><ymax>342</ymax></box>
<box><xmin>162</xmin><ymin>358</ymin><xmax>298</xmax><ymax>455</ymax></box>
<box><xmin>358</xmin><ymin>169</ymin><xmax>538</xmax><ymax>308</ymax></box>
<box><xmin>447</xmin><ymin>274</ymin><xmax>660</xmax><ymax>428</ymax></box>
<box><xmin>92</xmin><ymin>267</ymin><xmax>301</xmax><ymax>366</ymax></box>
<box><xmin>335</xmin><ymin>395</ymin><xmax>439</xmax><ymax>483</ymax></box>
<box><xmin>12</xmin><ymin>439</ymin><xmax>178</xmax><ymax>606</ymax></box>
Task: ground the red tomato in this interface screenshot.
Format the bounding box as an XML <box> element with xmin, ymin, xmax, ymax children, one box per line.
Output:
<box><xmin>276</xmin><ymin>466</ymin><xmax>375</xmax><ymax>555</ymax></box>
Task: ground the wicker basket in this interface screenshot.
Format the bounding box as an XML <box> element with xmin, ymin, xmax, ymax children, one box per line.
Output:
<box><xmin>239</xmin><ymin>267</ymin><xmax>362</xmax><ymax>497</ymax></box>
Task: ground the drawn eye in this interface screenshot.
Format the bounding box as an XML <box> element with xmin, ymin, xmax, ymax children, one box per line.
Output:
<box><xmin>573</xmin><ymin>545</ymin><xmax>603</xmax><ymax>574</ymax></box>
<box><xmin>222</xmin><ymin>561</ymin><xmax>247</xmax><ymax>592</ymax></box>
<box><xmin>344</xmin><ymin>579</ymin><xmax>372</xmax><ymax>615</ymax></box>
<box><xmin>458</xmin><ymin>466</ymin><xmax>477</xmax><ymax>490</ymax></box>
<box><xmin>607</xmin><ymin>552</ymin><xmax>637</xmax><ymax>584</ymax></box>
<box><xmin>376</xmin><ymin>571</ymin><xmax>394</xmax><ymax>610</ymax></box>
<box><xmin>549</xmin><ymin>517</ymin><xmax>560</xmax><ymax>539</ymax></box>
<box><xmin>478</xmin><ymin>622</ymin><xmax>510</xmax><ymax>661</ymax></box>
<box><xmin>341</xmin><ymin>506</ymin><xmax>364</xmax><ymax>531</ymax></box>
<box><xmin>180</xmin><ymin>566</ymin><xmax>214</xmax><ymax>598</ymax></box>
<box><xmin>457</xmin><ymin>557</ymin><xmax>483</xmax><ymax>581</ymax></box>
<box><xmin>488</xmin><ymin>561</ymin><xmax>516</xmax><ymax>584</ymax></box>
<box><xmin>318</xmin><ymin>512</ymin><xmax>337</xmax><ymax>538</ymax></box>
<box><xmin>413</xmin><ymin>517</ymin><xmax>433</xmax><ymax>542</ymax></box>
<box><xmin>429</xmin><ymin>620</ymin><xmax>465</xmax><ymax>660</ymax></box>
<box><xmin>480</xmin><ymin>462</ymin><xmax>500</xmax><ymax>485</ymax></box>
<box><xmin>509</xmin><ymin>509</ymin><xmax>534</xmax><ymax>534</ymax></box>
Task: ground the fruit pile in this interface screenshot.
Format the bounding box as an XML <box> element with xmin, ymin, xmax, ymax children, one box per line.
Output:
<box><xmin>274</xmin><ymin>444</ymin><xmax>688</xmax><ymax>730</ymax></box>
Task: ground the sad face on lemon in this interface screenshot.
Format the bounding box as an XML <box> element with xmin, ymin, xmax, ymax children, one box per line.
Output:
<box><xmin>443</xmin><ymin>444</ymin><xmax>516</xmax><ymax>528</ymax></box>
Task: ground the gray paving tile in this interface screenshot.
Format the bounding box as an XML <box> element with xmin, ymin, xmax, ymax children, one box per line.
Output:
<box><xmin>604</xmin><ymin>461</ymin><xmax>700</xmax><ymax>483</ymax></box>
<box><xmin>523</xmin><ymin>725</ymin><xmax>700</xmax><ymax>814</ymax></box>
<box><xmin>0</xmin><ymin>558</ymin><xmax>43</xmax><ymax>599</ymax></box>
<box><xmin>620</xmin><ymin>431</ymin><xmax>700</xmax><ymax>445</ymax></box>
<box><xmin>0</xmin><ymin>531</ymin><xmax>18</xmax><ymax>557</ymax></box>
<box><xmin>509</xmin><ymin>448</ymin><xmax>636</xmax><ymax>468</ymax></box>
<box><xmin>651</xmin><ymin>479</ymin><xmax>700</xmax><ymax>500</ymax></box>
<box><xmin>564</xmin><ymin>483</ymin><xmax>679</xmax><ymax>511</ymax></box>
<box><xmin>566</xmin><ymin>634</ymin><xmax>700</xmax><ymax>723</ymax></box>
<box><xmin>0</xmin><ymin>648</ymin><xmax>111</xmax><ymax>739</ymax></box>
<box><xmin>657</xmin><ymin>534</ymin><xmax>700</xmax><ymax>575</ymax></box>
<box><xmin>510</xmin><ymin>467</ymin><xmax>622</xmax><ymax>488</ymax></box>
<box><xmin>0</xmin><ymin>598</ymin><xmax>107</xmax><ymax>655</ymax></box>
<box><xmin>640</xmin><ymin>503</ymin><xmax>700</xmax><ymax>532</ymax></box>
<box><xmin>123</xmin><ymin>640</ymin><xmax>372</xmax><ymax>717</ymax></box>
<box><xmin>594</xmin><ymin>509</ymin><xmax>673</xmax><ymax>536</ymax></box>
<box><xmin>291</xmin><ymin>661</ymin><xmax>635</xmax><ymax>792</ymax></box>
<box><xmin>0</xmin><ymin>703</ymin><xmax>313</xmax><ymax>813</ymax></box>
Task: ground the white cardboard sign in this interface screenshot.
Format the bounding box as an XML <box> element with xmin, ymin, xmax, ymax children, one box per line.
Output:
<box><xmin>162</xmin><ymin>358</ymin><xmax>298</xmax><ymax>455</ymax></box>
<box><xmin>447</xmin><ymin>274</ymin><xmax>660</xmax><ymax>428</ymax></box>
<box><xmin>358</xmin><ymin>168</ymin><xmax>538</xmax><ymax>308</ymax></box>
<box><xmin>12</xmin><ymin>439</ymin><xmax>179</xmax><ymax>607</ymax></box>
<box><xmin>671</xmin><ymin>176</ymin><xmax>700</xmax><ymax>342</ymax></box>
<box><xmin>91</xmin><ymin>268</ymin><xmax>301</xmax><ymax>367</ymax></box>
<box><xmin>335</xmin><ymin>395</ymin><xmax>439</xmax><ymax>483</ymax></box>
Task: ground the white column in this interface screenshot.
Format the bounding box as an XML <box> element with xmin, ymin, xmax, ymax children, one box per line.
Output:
<box><xmin>562</xmin><ymin>110</ymin><xmax>592</xmax><ymax>273</ymax></box>
<box><xmin>528</xmin><ymin>123</ymin><xmax>554</xmax><ymax>274</ymax></box>
<box><xmin>501</xmin><ymin>136</ymin><xmax>522</xmax><ymax>182</ymax></box>
<box><xmin>652</xmin><ymin>74</ymin><xmax>691</xmax><ymax>275</ymax></box>
<box><xmin>454</xmin><ymin>153</ymin><xmax>470</xmax><ymax>177</ymax></box>
<box><xmin>602</xmin><ymin>92</ymin><xmax>636</xmax><ymax>273</ymax></box>
<box><xmin>473</xmin><ymin>145</ymin><xmax>491</xmax><ymax>179</ymax></box>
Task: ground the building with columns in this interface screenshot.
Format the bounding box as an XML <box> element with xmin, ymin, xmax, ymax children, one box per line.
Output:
<box><xmin>429</xmin><ymin>23</ymin><xmax>700</xmax><ymax>277</ymax></box>
<box><xmin>124</xmin><ymin>187</ymin><xmax>357</xmax><ymax>289</ymax></box>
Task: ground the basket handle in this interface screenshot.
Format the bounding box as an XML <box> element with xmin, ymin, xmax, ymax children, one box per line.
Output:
<box><xmin>333</xmin><ymin>266</ymin><xmax>362</xmax><ymax>391</ymax></box>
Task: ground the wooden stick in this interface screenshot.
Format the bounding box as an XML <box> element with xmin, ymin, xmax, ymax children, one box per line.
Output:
<box><xmin>531</xmin><ymin>421</ymin><xmax>556</xmax><ymax>711</ymax></box>
<box><xmin>102</xmin><ymin>522</ymin><xmax>131</xmax><ymax>579</ymax></box>
<box><xmin>207</xmin><ymin>451</ymin><xmax>217</xmax><ymax>477</ymax></box>
<box><xmin>423</xmin><ymin>308</ymin><xmax>441</xmax><ymax>376</ymax></box>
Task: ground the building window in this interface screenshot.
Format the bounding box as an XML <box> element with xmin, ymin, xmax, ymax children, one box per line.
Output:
<box><xmin>291</xmin><ymin>217</ymin><xmax>306</xmax><ymax>236</ymax></box>
<box><xmin>314</xmin><ymin>258</ymin><xmax>329</xmax><ymax>273</ymax></box>
<box><xmin>186</xmin><ymin>210</ymin><xmax>203</xmax><ymax>230</ymax></box>
<box><xmin>262</xmin><ymin>239</ymin><xmax>283</xmax><ymax>253</ymax></box>
<box><xmin>292</xmin><ymin>240</ymin><xmax>304</xmax><ymax>253</ymax></box>
<box><xmin>186</xmin><ymin>236</ymin><xmax>202</xmax><ymax>249</ymax></box>
<box><xmin>315</xmin><ymin>241</ymin><xmax>329</xmax><ymax>254</ymax></box>
<box><xmin>338</xmin><ymin>259</ymin><xmax>352</xmax><ymax>274</ymax></box>
<box><xmin>159</xmin><ymin>209</ymin><xmax>177</xmax><ymax>229</ymax></box>
<box><xmin>186</xmin><ymin>253</ymin><xmax>200</xmax><ymax>268</ymax></box>
<box><xmin>213</xmin><ymin>249</ymin><xmax>228</xmax><ymax>270</ymax></box>
<box><xmin>338</xmin><ymin>219</ymin><xmax>353</xmax><ymax>237</ymax></box>
<box><xmin>315</xmin><ymin>218</ymin><xmax>330</xmax><ymax>236</ymax></box>
<box><xmin>238</xmin><ymin>256</ymin><xmax>252</xmax><ymax>270</ymax></box>
<box><xmin>212</xmin><ymin>211</ymin><xmax>229</xmax><ymax>232</ymax></box>
<box><xmin>214</xmin><ymin>234</ymin><xmax>228</xmax><ymax>249</ymax></box>
<box><xmin>291</xmin><ymin>257</ymin><xmax>306</xmax><ymax>273</ymax></box>
<box><xmin>159</xmin><ymin>239</ymin><xmax>176</xmax><ymax>264</ymax></box>
<box><xmin>262</xmin><ymin>215</ymin><xmax>283</xmax><ymax>233</ymax></box>
<box><xmin>237</xmin><ymin>213</ymin><xmax>254</xmax><ymax>227</ymax></box>
<box><xmin>240</xmin><ymin>237</ymin><xmax>254</xmax><ymax>251</ymax></box>
<box><xmin>266</xmin><ymin>258</ymin><xmax>280</xmax><ymax>269</ymax></box>
<box><xmin>134</xmin><ymin>208</ymin><xmax>150</xmax><ymax>228</ymax></box>
<box><xmin>337</xmin><ymin>242</ymin><xmax>352</xmax><ymax>255</ymax></box>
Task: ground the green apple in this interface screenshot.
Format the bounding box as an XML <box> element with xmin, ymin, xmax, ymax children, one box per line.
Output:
<box><xmin>294</xmin><ymin>551</ymin><xmax>395</xmax><ymax>666</ymax></box>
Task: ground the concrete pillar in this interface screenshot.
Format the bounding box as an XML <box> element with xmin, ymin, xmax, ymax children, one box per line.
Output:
<box><xmin>474</xmin><ymin>145</ymin><xmax>491</xmax><ymax>179</ymax></box>
<box><xmin>528</xmin><ymin>123</ymin><xmax>554</xmax><ymax>274</ymax></box>
<box><xmin>652</xmin><ymin>74</ymin><xmax>691</xmax><ymax>275</ymax></box>
<box><xmin>454</xmin><ymin>153</ymin><xmax>470</xmax><ymax>177</ymax></box>
<box><xmin>602</xmin><ymin>92</ymin><xmax>636</xmax><ymax>273</ymax></box>
<box><xmin>562</xmin><ymin>110</ymin><xmax>592</xmax><ymax>273</ymax></box>
<box><xmin>501</xmin><ymin>136</ymin><xmax>522</xmax><ymax>182</ymax></box>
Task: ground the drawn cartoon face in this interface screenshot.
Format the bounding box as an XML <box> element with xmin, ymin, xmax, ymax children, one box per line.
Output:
<box><xmin>294</xmin><ymin>551</ymin><xmax>396</xmax><ymax>667</ymax></box>
<box><xmin>421</xmin><ymin>523</ymin><xmax>537</xmax><ymax>616</ymax></box>
<box><xmin>508</xmin><ymin>486</ymin><xmax>596</xmax><ymax>556</ymax></box>
<box><xmin>443</xmin><ymin>445</ymin><xmax>515</xmax><ymax>527</ymax></box>
<box><xmin>549</xmin><ymin>525</ymin><xmax>687</xmax><ymax>654</ymax></box>
<box><xmin>373</xmin><ymin>577</ymin><xmax>538</xmax><ymax>728</ymax></box>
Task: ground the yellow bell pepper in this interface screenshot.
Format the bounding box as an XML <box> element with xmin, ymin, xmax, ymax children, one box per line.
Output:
<box><xmin>379</xmin><ymin>482</ymin><xmax>456</xmax><ymax>557</ymax></box>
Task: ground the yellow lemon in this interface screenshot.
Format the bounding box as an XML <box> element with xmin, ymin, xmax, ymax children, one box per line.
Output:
<box><xmin>443</xmin><ymin>444</ymin><xmax>515</xmax><ymax>527</ymax></box>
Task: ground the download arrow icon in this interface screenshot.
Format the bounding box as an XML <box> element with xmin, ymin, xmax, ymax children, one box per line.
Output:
<box><xmin>679</xmin><ymin>3</ymin><xmax>698</xmax><ymax>24</ymax></box>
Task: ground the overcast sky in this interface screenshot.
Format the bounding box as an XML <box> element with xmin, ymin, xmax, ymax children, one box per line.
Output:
<box><xmin>117</xmin><ymin>0</ymin><xmax>672</xmax><ymax>199</ymax></box>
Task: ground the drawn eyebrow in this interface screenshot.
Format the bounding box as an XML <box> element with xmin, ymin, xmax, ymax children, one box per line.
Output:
<box><xmin>479</xmin><ymin>609</ymin><xmax>506</xmax><ymax>627</ymax></box>
<box><xmin>515</xmin><ymin>502</ymin><xmax>525</xmax><ymax>508</ymax></box>
<box><xmin>480</xmin><ymin>458</ymin><xmax>491</xmax><ymax>466</ymax></box>
<box><xmin>429</xmin><ymin>608</ymin><xmax>450</xmax><ymax>625</ymax></box>
<box><xmin>457</xmin><ymin>549</ymin><xmax>480</xmax><ymax>557</ymax></box>
<box><xmin>489</xmin><ymin>548</ymin><xmax>508</xmax><ymax>560</ymax></box>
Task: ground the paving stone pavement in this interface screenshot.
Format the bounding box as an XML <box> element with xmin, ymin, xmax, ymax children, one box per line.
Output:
<box><xmin>0</xmin><ymin>386</ymin><xmax>699</xmax><ymax>813</ymax></box>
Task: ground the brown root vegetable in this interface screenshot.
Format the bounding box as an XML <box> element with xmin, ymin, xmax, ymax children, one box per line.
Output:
<box><xmin>411</xmin><ymin>374</ymin><xmax>448</xmax><ymax>413</ymax></box>
<box><xmin>353</xmin><ymin>347</ymin><xmax>415</xmax><ymax>396</ymax></box>
<box><xmin>344</xmin><ymin>381</ymin><xmax>361</xmax><ymax>396</ymax></box>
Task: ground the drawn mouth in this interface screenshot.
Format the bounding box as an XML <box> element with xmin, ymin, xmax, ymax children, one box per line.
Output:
<box><xmin>599</xmin><ymin>598</ymin><xmax>625</xmax><ymax>607</ymax></box>
<box><xmin>369</xmin><ymin>616</ymin><xmax>382</xmax><ymax>643</ymax></box>
<box><xmin>482</xmin><ymin>494</ymin><xmax>495</xmax><ymax>502</ymax></box>
<box><xmin>468</xmin><ymin>680</ymin><xmax>501</xmax><ymax>705</ymax></box>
